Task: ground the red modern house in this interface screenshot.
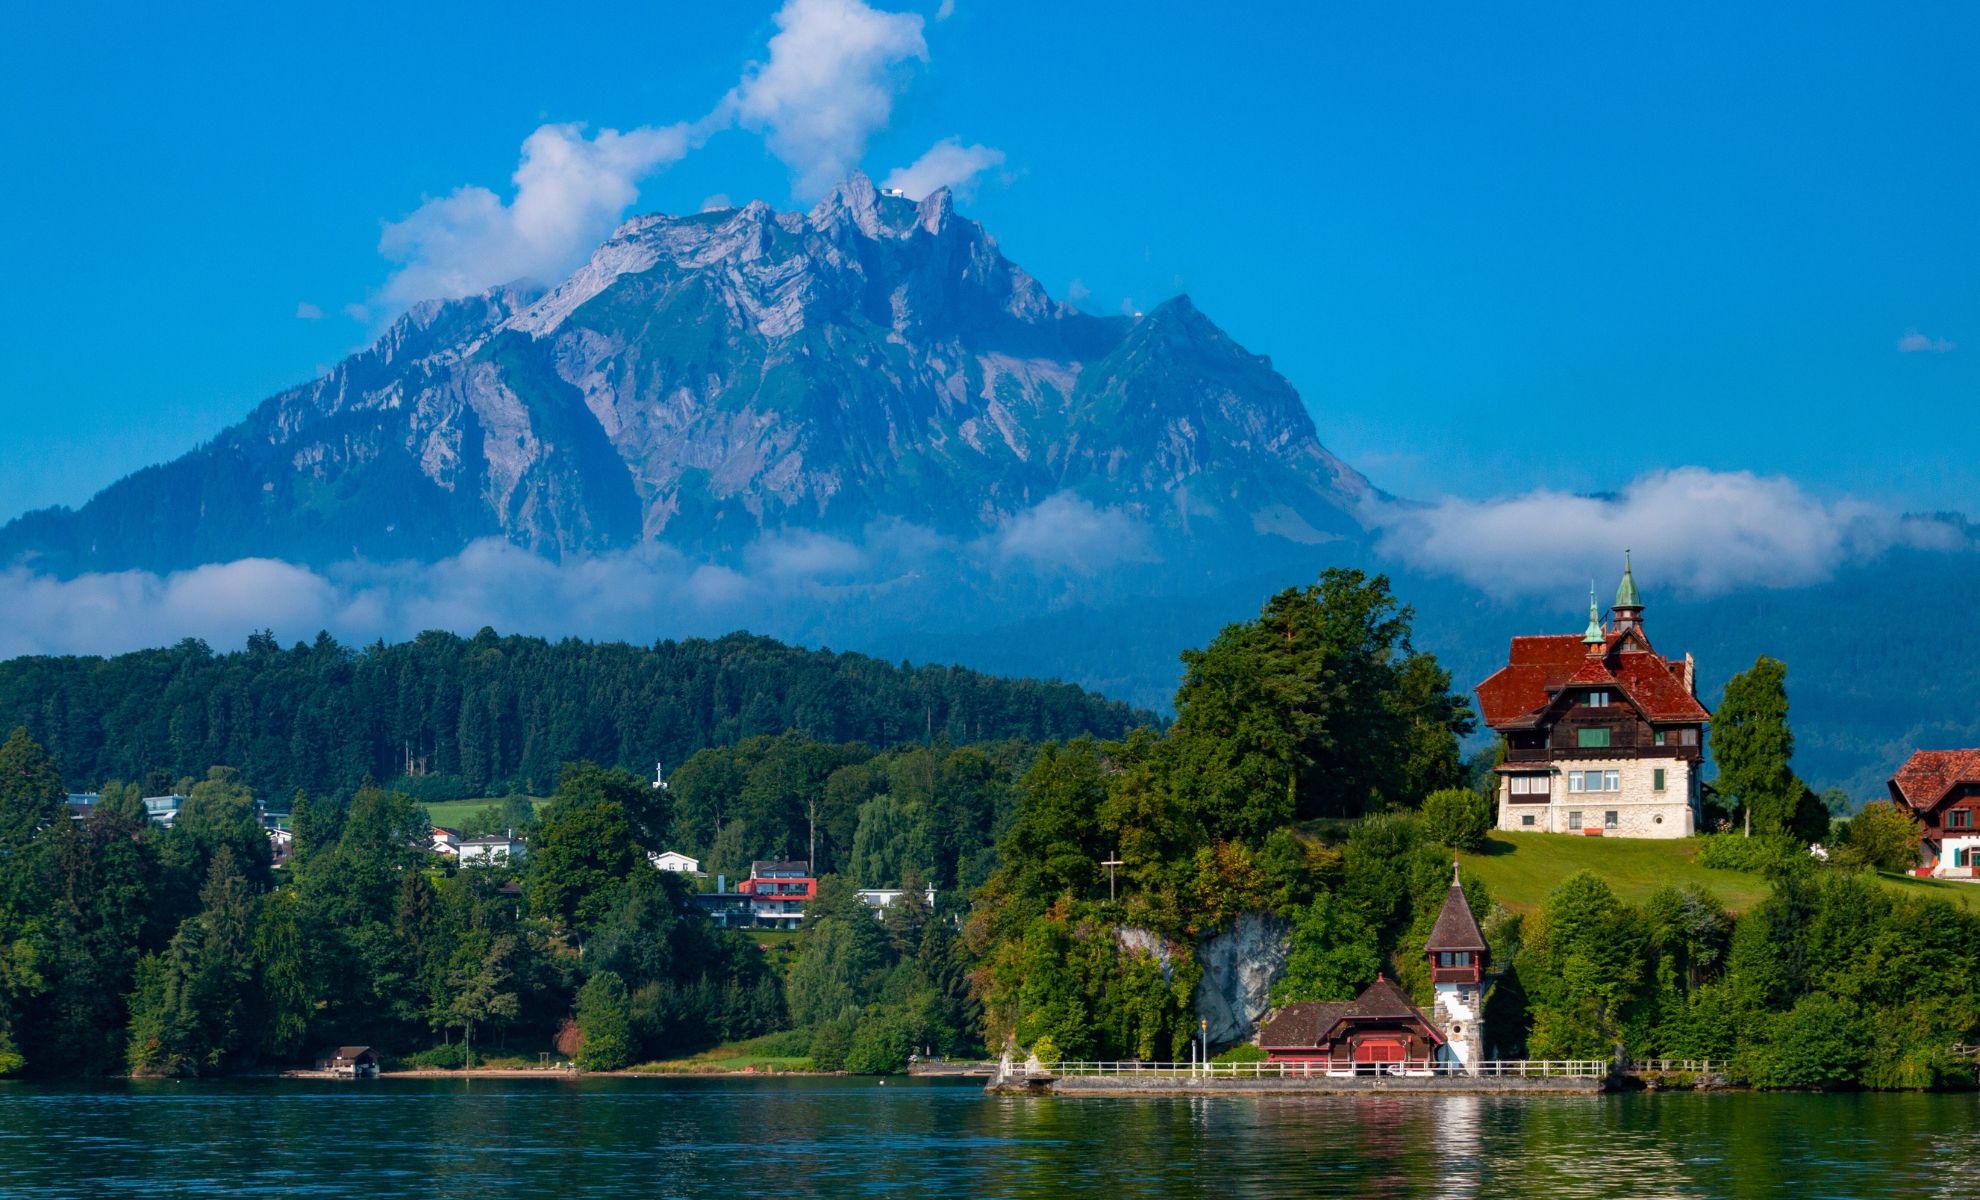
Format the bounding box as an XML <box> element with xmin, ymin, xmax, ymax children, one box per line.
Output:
<box><xmin>1889</xmin><ymin>749</ymin><xmax>1980</xmax><ymax>878</ymax></box>
<box><xmin>738</xmin><ymin>859</ymin><xmax>816</xmax><ymax>926</ymax></box>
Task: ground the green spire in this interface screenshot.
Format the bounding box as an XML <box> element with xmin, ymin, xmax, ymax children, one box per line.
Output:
<box><xmin>1615</xmin><ymin>550</ymin><xmax>1642</xmax><ymax>609</ymax></box>
<box><xmin>1583</xmin><ymin>583</ymin><xmax>1605</xmax><ymax>644</ymax></box>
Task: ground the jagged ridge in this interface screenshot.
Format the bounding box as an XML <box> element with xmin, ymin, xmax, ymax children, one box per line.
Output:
<box><xmin>1</xmin><ymin>173</ymin><xmax>1372</xmax><ymax>574</ymax></box>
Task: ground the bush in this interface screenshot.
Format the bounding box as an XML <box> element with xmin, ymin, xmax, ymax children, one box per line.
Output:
<box><xmin>843</xmin><ymin>1013</ymin><xmax>914</xmax><ymax>1075</ymax></box>
<box><xmin>1211</xmin><ymin>1042</ymin><xmax>1267</xmax><ymax>1064</ymax></box>
<box><xmin>1421</xmin><ymin>788</ymin><xmax>1492</xmax><ymax>850</ymax></box>
<box><xmin>1831</xmin><ymin>801</ymin><xmax>1923</xmax><ymax>874</ymax></box>
<box><xmin>403</xmin><ymin>1043</ymin><xmax>467</xmax><ymax>1069</ymax></box>
<box><xmin>808</xmin><ymin>1018</ymin><xmax>854</xmax><ymax>1072</ymax></box>
<box><xmin>1755</xmin><ymin>994</ymin><xmax>1868</xmax><ymax>1090</ymax></box>
<box><xmin>575</xmin><ymin>971</ymin><xmax>635</xmax><ymax>1072</ymax></box>
<box><xmin>1029</xmin><ymin>1035</ymin><xmax>1062</xmax><ymax>1068</ymax></box>
<box><xmin>1696</xmin><ymin>833</ymin><xmax>1806</xmax><ymax>874</ymax></box>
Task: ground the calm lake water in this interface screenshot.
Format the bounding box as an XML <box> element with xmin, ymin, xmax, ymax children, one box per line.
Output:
<box><xmin>0</xmin><ymin>1077</ymin><xmax>1974</xmax><ymax>1198</ymax></box>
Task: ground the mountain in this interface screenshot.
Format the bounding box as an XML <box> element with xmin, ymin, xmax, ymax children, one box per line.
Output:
<box><xmin>7</xmin><ymin>174</ymin><xmax>1980</xmax><ymax>802</ymax></box>
<box><xmin>0</xmin><ymin>174</ymin><xmax>1371</xmax><ymax>576</ymax></box>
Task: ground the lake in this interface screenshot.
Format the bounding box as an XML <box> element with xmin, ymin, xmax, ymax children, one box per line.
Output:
<box><xmin>0</xmin><ymin>1077</ymin><xmax>1972</xmax><ymax>1198</ymax></box>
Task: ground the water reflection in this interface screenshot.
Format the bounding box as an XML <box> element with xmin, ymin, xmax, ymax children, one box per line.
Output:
<box><xmin>0</xmin><ymin>1080</ymin><xmax>1975</xmax><ymax>1198</ymax></box>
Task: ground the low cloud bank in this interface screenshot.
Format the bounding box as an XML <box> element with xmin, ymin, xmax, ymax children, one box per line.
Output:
<box><xmin>1365</xmin><ymin>466</ymin><xmax>1968</xmax><ymax>599</ymax></box>
<box><xmin>0</xmin><ymin>494</ymin><xmax>1150</xmax><ymax>660</ymax></box>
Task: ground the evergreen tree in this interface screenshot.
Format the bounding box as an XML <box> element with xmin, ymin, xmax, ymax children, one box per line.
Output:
<box><xmin>574</xmin><ymin>971</ymin><xmax>634</xmax><ymax>1071</ymax></box>
<box><xmin>1714</xmin><ymin>657</ymin><xmax>1799</xmax><ymax>836</ymax></box>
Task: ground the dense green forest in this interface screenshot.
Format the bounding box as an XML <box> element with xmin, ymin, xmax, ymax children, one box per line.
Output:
<box><xmin>0</xmin><ymin>569</ymin><xmax>1973</xmax><ymax>1089</ymax></box>
<box><xmin>0</xmin><ymin>629</ymin><xmax>1152</xmax><ymax>802</ymax></box>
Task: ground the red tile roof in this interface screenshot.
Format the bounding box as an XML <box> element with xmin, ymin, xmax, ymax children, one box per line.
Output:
<box><xmin>1889</xmin><ymin>749</ymin><xmax>1980</xmax><ymax>813</ymax></box>
<box><xmin>1475</xmin><ymin>627</ymin><xmax>1708</xmax><ymax>728</ymax></box>
<box><xmin>1255</xmin><ymin>977</ymin><xmax>1444</xmax><ymax>1049</ymax></box>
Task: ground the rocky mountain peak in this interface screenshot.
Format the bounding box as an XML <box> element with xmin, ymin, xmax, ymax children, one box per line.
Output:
<box><xmin>0</xmin><ymin>179</ymin><xmax>1374</xmax><ymax>576</ymax></box>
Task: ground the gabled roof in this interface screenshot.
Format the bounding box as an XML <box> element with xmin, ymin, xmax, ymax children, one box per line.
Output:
<box><xmin>1475</xmin><ymin>631</ymin><xmax>1709</xmax><ymax>728</ymax></box>
<box><xmin>1256</xmin><ymin>977</ymin><xmax>1443</xmax><ymax>1048</ymax></box>
<box><xmin>1426</xmin><ymin>876</ymin><xmax>1488</xmax><ymax>954</ymax></box>
<box><xmin>1890</xmin><ymin>749</ymin><xmax>1980</xmax><ymax>813</ymax></box>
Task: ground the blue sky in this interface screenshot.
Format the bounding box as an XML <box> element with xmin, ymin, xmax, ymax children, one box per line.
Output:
<box><xmin>2</xmin><ymin>0</ymin><xmax>1975</xmax><ymax>525</ymax></box>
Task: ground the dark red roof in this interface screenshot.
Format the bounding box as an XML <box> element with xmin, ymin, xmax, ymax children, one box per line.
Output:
<box><xmin>1426</xmin><ymin>882</ymin><xmax>1488</xmax><ymax>954</ymax></box>
<box><xmin>1475</xmin><ymin>628</ymin><xmax>1708</xmax><ymax>728</ymax></box>
<box><xmin>1256</xmin><ymin>977</ymin><xmax>1443</xmax><ymax>1049</ymax></box>
<box><xmin>1890</xmin><ymin>749</ymin><xmax>1980</xmax><ymax>813</ymax></box>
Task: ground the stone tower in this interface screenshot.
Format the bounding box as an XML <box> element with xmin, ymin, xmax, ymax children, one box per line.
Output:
<box><xmin>1425</xmin><ymin>863</ymin><xmax>1489</xmax><ymax>1074</ymax></box>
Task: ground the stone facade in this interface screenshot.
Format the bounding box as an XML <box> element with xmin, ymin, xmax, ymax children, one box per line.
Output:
<box><xmin>1496</xmin><ymin>755</ymin><xmax>1699</xmax><ymax>839</ymax></box>
<box><xmin>1432</xmin><ymin>979</ymin><xmax>1484</xmax><ymax>1070</ymax></box>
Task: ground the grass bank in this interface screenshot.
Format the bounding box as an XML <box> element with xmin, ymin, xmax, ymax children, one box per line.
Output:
<box><xmin>1456</xmin><ymin>832</ymin><xmax>1980</xmax><ymax>915</ymax></box>
<box><xmin>627</xmin><ymin>1033</ymin><xmax>815</xmax><ymax>1075</ymax></box>
<box><xmin>424</xmin><ymin>797</ymin><xmax>548</xmax><ymax>828</ymax></box>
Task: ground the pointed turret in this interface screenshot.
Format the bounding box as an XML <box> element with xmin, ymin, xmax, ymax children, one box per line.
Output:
<box><xmin>1425</xmin><ymin>864</ymin><xmax>1489</xmax><ymax>971</ymax></box>
<box><xmin>1614</xmin><ymin>551</ymin><xmax>1644</xmax><ymax>634</ymax></box>
<box><xmin>1582</xmin><ymin>583</ymin><xmax>1606</xmax><ymax>647</ymax></box>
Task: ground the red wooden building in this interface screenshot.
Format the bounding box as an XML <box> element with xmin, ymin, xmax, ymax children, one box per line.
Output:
<box><xmin>1889</xmin><ymin>749</ymin><xmax>1980</xmax><ymax>878</ymax></box>
<box><xmin>1255</xmin><ymin>976</ymin><xmax>1446</xmax><ymax>1069</ymax></box>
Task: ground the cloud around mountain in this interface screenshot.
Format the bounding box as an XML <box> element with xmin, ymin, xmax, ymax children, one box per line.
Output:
<box><xmin>1365</xmin><ymin>466</ymin><xmax>1969</xmax><ymax>599</ymax></box>
<box><xmin>0</xmin><ymin>495</ymin><xmax>1157</xmax><ymax>661</ymax></box>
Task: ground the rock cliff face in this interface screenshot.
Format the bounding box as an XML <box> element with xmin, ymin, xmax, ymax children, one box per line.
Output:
<box><xmin>1194</xmin><ymin>913</ymin><xmax>1290</xmax><ymax>1046</ymax></box>
<box><xmin>1119</xmin><ymin>913</ymin><xmax>1290</xmax><ymax>1049</ymax></box>
<box><xmin>0</xmin><ymin>173</ymin><xmax>1373</xmax><ymax>576</ymax></box>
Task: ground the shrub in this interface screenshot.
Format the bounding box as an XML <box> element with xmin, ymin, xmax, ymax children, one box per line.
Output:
<box><xmin>1421</xmin><ymin>788</ymin><xmax>1492</xmax><ymax>850</ymax></box>
<box><xmin>1830</xmin><ymin>801</ymin><xmax>1923</xmax><ymax>874</ymax></box>
<box><xmin>1029</xmin><ymin>1035</ymin><xmax>1062</xmax><ymax>1068</ymax></box>
<box><xmin>1211</xmin><ymin>1042</ymin><xmax>1268</xmax><ymax>1064</ymax></box>
<box><xmin>808</xmin><ymin>1018</ymin><xmax>854</xmax><ymax>1072</ymax></box>
<box><xmin>575</xmin><ymin>971</ymin><xmax>635</xmax><ymax>1072</ymax></box>
<box><xmin>403</xmin><ymin>1043</ymin><xmax>467</xmax><ymax>1069</ymax></box>
<box><xmin>843</xmin><ymin>1013</ymin><xmax>914</xmax><ymax>1075</ymax></box>
<box><xmin>1696</xmin><ymin>833</ymin><xmax>1806</xmax><ymax>874</ymax></box>
<box><xmin>1755</xmin><ymin>994</ymin><xmax>1868</xmax><ymax>1090</ymax></box>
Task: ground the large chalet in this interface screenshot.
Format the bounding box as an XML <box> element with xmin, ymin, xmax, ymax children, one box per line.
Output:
<box><xmin>1474</xmin><ymin>557</ymin><xmax>1709</xmax><ymax>839</ymax></box>
<box><xmin>1889</xmin><ymin>750</ymin><xmax>1980</xmax><ymax>878</ymax></box>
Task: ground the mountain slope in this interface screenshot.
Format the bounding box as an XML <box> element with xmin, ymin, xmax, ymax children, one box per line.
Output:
<box><xmin>0</xmin><ymin>175</ymin><xmax>1372</xmax><ymax>574</ymax></box>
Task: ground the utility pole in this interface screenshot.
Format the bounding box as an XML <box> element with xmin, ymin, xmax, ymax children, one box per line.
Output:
<box><xmin>1101</xmin><ymin>856</ymin><xmax>1124</xmax><ymax>901</ymax></box>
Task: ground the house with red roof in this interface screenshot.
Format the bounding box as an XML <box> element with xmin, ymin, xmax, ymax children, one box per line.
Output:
<box><xmin>1888</xmin><ymin>750</ymin><xmax>1980</xmax><ymax>878</ymax></box>
<box><xmin>1474</xmin><ymin>556</ymin><xmax>1709</xmax><ymax>838</ymax></box>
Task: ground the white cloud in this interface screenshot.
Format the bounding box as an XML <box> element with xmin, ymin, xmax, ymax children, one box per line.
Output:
<box><xmin>378</xmin><ymin>121</ymin><xmax>695</xmax><ymax>305</ymax></box>
<box><xmin>1066</xmin><ymin>278</ymin><xmax>1091</xmax><ymax>306</ymax></box>
<box><xmin>700</xmin><ymin>193</ymin><xmax>734</xmax><ymax>212</ymax></box>
<box><xmin>0</xmin><ymin>500</ymin><xmax>1169</xmax><ymax>661</ymax></box>
<box><xmin>881</xmin><ymin>137</ymin><xmax>1006</xmax><ymax>200</ymax></box>
<box><xmin>294</xmin><ymin>302</ymin><xmax>324</xmax><ymax>320</ymax></box>
<box><xmin>936</xmin><ymin>0</ymin><xmax>955</xmax><ymax>19</ymax></box>
<box><xmin>1899</xmin><ymin>329</ymin><xmax>1957</xmax><ymax>354</ymax></box>
<box><xmin>992</xmin><ymin>493</ymin><xmax>1154</xmax><ymax>575</ymax></box>
<box><xmin>342</xmin><ymin>302</ymin><xmax>371</xmax><ymax>323</ymax></box>
<box><xmin>728</xmin><ymin>0</ymin><xmax>928</xmax><ymax>196</ymax></box>
<box><xmin>1365</xmin><ymin>466</ymin><xmax>1965</xmax><ymax>599</ymax></box>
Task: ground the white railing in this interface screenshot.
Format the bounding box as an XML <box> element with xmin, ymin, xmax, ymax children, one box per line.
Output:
<box><xmin>1624</xmin><ymin>1058</ymin><xmax>1714</xmax><ymax>1074</ymax></box>
<box><xmin>1038</xmin><ymin>1058</ymin><xmax>1609</xmax><ymax>1080</ymax></box>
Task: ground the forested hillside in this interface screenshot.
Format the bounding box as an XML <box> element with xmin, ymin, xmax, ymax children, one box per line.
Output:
<box><xmin>0</xmin><ymin>629</ymin><xmax>1153</xmax><ymax>802</ymax></box>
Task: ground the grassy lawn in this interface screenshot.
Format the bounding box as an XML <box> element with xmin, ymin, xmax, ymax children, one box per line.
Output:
<box><xmin>1457</xmin><ymin>832</ymin><xmax>1771</xmax><ymax>914</ymax></box>
<box><xmin>1870</xmin><ymin>870</ymin><xmax>1980</xmax><ymax>913</ymax></box>
<box><xmin>746</xmin><ymin>929</ymin><xmax>803</xmax><ymax>974</ymax></box>
<box><xmin>1457</xmin><ymin>832</ymin><xmax>1980</xmax><ymax>916</ymax></box>
<box><xmin>629</xmin><ymin>1033</ymin><xmax>814</xmax><ymax>1074</ymax></box>
<box><xmin>424</xmin><ymin>797</ymin><xmax>547</xmax><ymax>827</ymax></box>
